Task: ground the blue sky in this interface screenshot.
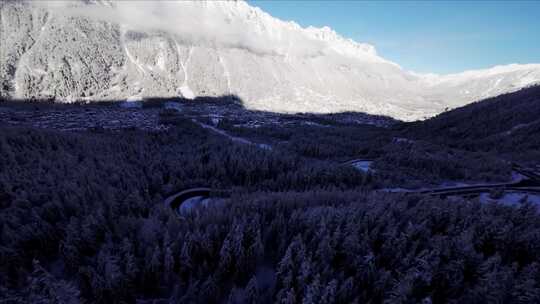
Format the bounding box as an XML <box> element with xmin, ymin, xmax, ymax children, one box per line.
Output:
<box><xmin>250</xmin><ymin>1</ymin><xmax>540</xmax><ymax>74</ymax></box>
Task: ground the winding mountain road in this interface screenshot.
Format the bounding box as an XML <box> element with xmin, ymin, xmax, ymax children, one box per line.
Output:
<box><xmin>416</xmin><ymin>163</ymin><xmax>540</xmax><ymax>198</ymax></box>
<box><xmin>163</xmin><ymin>163</ymin><xmax>539</xmax><ymax>216</ymax></box>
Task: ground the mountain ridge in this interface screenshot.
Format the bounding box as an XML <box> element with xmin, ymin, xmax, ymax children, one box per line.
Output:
<box><xmin>1</xmin><ymin>0</ymin><xmax>539</xmax><ymax>120</ymax></box>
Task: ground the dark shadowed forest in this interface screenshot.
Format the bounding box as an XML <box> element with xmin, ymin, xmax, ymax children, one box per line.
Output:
<box><xmin>1</xmin><ymin>87</ymin><xmax>540</xmax><ymax>303</ymax></box>
<box><xmin>405</xmin><ymin>85</ymin><xmax>540</xmax><ymax>163</ymax></box>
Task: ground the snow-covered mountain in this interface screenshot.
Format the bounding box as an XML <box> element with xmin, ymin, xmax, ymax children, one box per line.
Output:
<box><xmin>1</xmin><ymin>0</ymin><xmax>539</xmax><ymax>121</ymax></box>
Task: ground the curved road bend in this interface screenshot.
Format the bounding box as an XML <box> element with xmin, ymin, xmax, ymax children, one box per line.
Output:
<box><xmin>341</xmin><ymin>158</ymin><xmax>376</xmax><ymax>165</ymax></box>
<box><xmin>380</xmin><ymin>163</ymin><xmax>540</xmax><ymax>198</ymax></box>
<box><xmin>164</xmin><ymin>187</ymin><xmax>212</xmax><ymax>212</ymax></box>
<box><xmin>417</xmin><ymin>166</ymin><xmax>540</xmax><ymax>197</ymax></box>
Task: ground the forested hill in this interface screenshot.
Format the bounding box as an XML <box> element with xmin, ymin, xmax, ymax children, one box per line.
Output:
<box><xmin>403</xmin><ymin>85</ymin><xmax>540</xmax><ymax>161</ymax></box>
<box><xmin>407</xmin><ymin>85</ymin><xmax>540</xmax><ymax>141</ymax></box>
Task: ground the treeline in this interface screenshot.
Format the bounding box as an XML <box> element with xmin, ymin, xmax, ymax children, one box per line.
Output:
<box><xmin>373</xmin><ymin>140</ymin><xmax>512</xmax><ymax>188</ymax></box>
<box><xmin>211</xmin><ymin>116</ymin><xmax>511</xmax><ymax>187</ymax></box>
<box><xmin>0</xmin><ymin>119</ymin><xmax>368</xmax><ymax>197</ymax></box>
<box><xmin>215</xmin><ymin>117</ymin><xmax>392</xmax><ymax>161</ymax></box>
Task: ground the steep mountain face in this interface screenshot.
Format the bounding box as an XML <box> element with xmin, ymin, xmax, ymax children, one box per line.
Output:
<box><xmin>1</xmin><ymin>0</ymin><xmax>540</xmax><ymax>121</ymax></box>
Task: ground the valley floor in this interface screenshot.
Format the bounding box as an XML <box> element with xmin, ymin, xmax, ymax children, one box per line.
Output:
<box><xmin>1</xmin><ymin>96</ymin><xmax>540</xmax><ymax>303</ymax></box>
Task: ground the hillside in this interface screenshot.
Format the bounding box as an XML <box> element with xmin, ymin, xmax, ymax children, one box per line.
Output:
<box><xmin>405</xmin><ymin>85</ymin><xmax>540</xmax><ymax>161</ymax></box>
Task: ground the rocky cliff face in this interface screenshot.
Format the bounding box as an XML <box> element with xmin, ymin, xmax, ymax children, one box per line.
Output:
<box><xmin>1</xmin><ymin>0</ymin><xmax>539</xmax><ymax>120</ymax></box>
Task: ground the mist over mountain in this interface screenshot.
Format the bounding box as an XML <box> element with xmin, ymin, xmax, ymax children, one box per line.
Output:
<box><xmin>1</xmin><ymin>0</ymin><xmax>539</xmax><ymax>120</ymax></box>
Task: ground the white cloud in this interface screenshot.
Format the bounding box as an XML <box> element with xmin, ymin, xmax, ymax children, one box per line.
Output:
<box><xmin>37</xmin><ymin>0</ymin><xmax>329</xmax><ymax>57</ymax></box>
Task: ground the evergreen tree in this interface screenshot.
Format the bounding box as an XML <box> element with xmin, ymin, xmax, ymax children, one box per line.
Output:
<box><xmin>244</xmin><ymin>276</ymin><xmax>260</xmax><ymax>304</ymax></box>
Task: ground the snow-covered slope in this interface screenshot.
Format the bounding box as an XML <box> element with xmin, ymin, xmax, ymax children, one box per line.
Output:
<box><xmin>1</xmin><ymin>0</ymin><xmax>539</xmax><ymax>121</ymax></box>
